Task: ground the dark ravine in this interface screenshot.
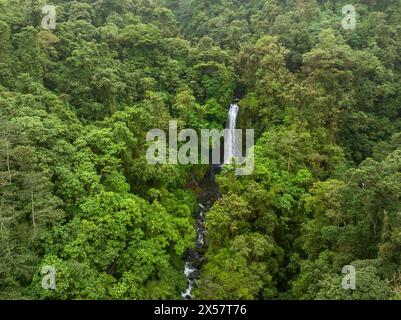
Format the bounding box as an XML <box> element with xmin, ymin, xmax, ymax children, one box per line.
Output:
<box><xmin>181</xmin><ymin>164</ymin><xmax>220</xmax><ymax>300</ymax></box>
<box><xmin>182</xmin><ymin>104</ymin><xmax>239</xmax><ymax>300</ymax></box>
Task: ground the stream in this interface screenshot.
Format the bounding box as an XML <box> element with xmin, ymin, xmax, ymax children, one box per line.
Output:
<box><xmin>182</xmin><ymin>104</ymin><xmax>239</xmax><ymax>300</ymax></box>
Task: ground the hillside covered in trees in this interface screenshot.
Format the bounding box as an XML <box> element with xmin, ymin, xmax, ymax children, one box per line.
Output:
<box><xmin>0</xmin><ymin>0</ymin><xmax>400</xmax><ymax>300</ymax></box>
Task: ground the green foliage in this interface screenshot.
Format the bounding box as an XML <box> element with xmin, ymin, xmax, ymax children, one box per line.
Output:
<box><xmin>0</xmin><ymin>0</ymin><xmax>400</xmax><ymax>300</ymax></box>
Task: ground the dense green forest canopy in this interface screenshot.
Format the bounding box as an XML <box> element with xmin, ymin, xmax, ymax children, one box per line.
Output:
<box><xmin>0</xmin><ymin>0</ymin><xmax>400</xmax><ymax>299</ymax></box>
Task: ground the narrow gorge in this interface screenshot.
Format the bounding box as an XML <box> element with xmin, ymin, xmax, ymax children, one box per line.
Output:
<box><xmin>182</xmin><ymin>104</ymin><xmax>240</xmax><ymax>299</ymax></box>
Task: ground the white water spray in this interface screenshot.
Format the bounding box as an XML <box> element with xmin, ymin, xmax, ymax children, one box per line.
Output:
<box><xmin>224</xmin><ymin>103</ymin><xmax>239</xmax><ymax>164</ymax></box>
<box><xmin>181</xmin><ymin>103</ymin><xmax>240</xmax><ymax>300</ymax></box>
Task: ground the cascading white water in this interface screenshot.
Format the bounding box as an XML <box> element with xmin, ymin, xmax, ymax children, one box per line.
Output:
<box><xmin>182</xmin><ymin>103</ymin><xmax>239</xmax><ymax>300</ymax></box>
<box><xmin>181</xmin><ymin>203</ymin><xmax>206</xmax><ymax>300</ymax></box>
<box><xmin>224</xmin><ymin>103</ymin><xmax>239</xmax><ymax>164</ymax></box>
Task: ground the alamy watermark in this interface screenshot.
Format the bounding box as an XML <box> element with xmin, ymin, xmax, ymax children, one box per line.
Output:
<box><xmin>41</xmin><ymin>265</ymin><xmax>56</xmax><ymax>290</ymax></box>
<box><xmin>146</xmin><ymin>121</ymin><xmax>254</xmax><ymax>175</ymax></box>
<box><xmin>341</xmin><ymin>265</ymin><xmax>356</xmax><ymax>290</ymax></box>
<box><xmin>41</xmin><ymin>5</ymin><xmax>56</xmax><ymax>30</ymax></box>
<box><xmin>342</xmin><ymin>5</ymin><xmax>356</xmax><ymax>30</ymax></box>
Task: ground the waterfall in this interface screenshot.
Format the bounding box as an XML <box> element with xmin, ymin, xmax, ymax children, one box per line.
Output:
<box><xmin>224</xmin><ymin>103</ymin><xmax>239</xmax><ymax>164</ymax></box>
<box><xmin>181</xmin><ymin>103</ymin><xmax>238</xmax><ymax>300</ymax></box>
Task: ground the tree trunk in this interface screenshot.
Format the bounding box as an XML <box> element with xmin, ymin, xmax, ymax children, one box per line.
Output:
<box><xmin>31</xmin><ymin>188</ymin><xmax>36</xmax><ymax>236</ymax></box>
<box><xmin>5</xmin><ymin>139</ymin><xmax>11</xmax><ymax>184</ymax></box>
<box><xmin>0</xmin><ymin>204</ymin><xmax>4</xmax><ymax>244</ymax></box>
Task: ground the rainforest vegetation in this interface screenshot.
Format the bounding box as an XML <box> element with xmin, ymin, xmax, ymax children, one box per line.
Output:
<box><xmin>0</xmin><ymin>0</ymin><xmax>400</xmax><ymax>300</ymax></box>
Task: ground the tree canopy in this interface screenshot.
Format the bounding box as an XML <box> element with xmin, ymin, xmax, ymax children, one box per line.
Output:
<box><xmin>0</xmin><ymin>0</ymin><xmax>400</xmax><ymax>300</ymax></box>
